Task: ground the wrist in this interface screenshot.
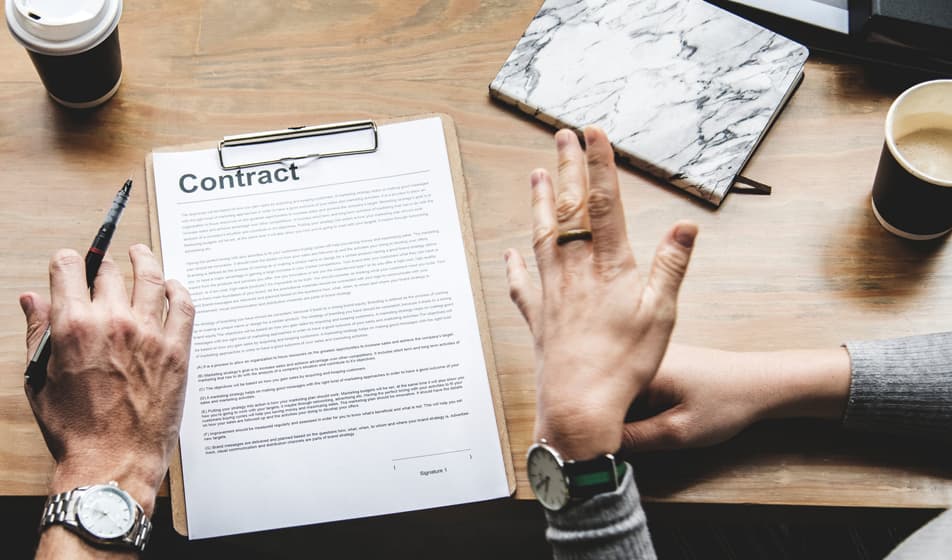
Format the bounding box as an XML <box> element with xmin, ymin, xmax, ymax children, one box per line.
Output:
<box><xmin>534</xmin><ymin>410</ymin><xmax>621</xmax><ymax>461</ymax></box>
<box><xmin>51</xmin><ymin>454</ymin><xmax>164</xmax><ymax>517</ymax></box>
<box><xmin>753</xmin><ymin>348</ymin><xmax>852</xmax><ymax>422</ymax></box>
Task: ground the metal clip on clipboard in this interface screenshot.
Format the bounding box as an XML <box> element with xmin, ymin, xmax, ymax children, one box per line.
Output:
<box><xmin>217</xmin><ymin>120</ymin><xmax>378</xmax><ymax>170</ymax></box>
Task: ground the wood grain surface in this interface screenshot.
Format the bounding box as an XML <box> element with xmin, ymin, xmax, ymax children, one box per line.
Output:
<box><xmin>1</xmin><ymin>1</ymin><xmax>950</xmax><ymax>508</ymax></box>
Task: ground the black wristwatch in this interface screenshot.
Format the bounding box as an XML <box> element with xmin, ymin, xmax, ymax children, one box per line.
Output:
<box><xmin>526</xmin><ymin>439</ymin><xmax>627</xmax><ymax>511</ymax></box>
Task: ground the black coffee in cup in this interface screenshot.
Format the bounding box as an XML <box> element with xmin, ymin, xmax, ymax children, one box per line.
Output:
<box><xmin>6</xmin><ymin>0</ymin><xmax>123</xmax><ymax>109</ymax></box>
<box><xmin>871</xmin><ymin>80</ymin><xmax>952</xmax><ymax>240</ymax></box>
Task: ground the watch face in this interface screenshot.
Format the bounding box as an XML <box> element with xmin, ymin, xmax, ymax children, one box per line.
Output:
<box><xmin>527</xmin><ymin>444</ymin><xmax>570</xmax><ymax>510</ymax></box>
<box><xmin>76</xmin><ymin>485</ymin><xmax>135</xmax><ymax>539</ymax></box>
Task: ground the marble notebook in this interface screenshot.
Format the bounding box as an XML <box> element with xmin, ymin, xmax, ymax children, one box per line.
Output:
<box><xmin>490</xmin><ymin>0</ymin><xmax>809</xmax><ymax>205</ymax></box>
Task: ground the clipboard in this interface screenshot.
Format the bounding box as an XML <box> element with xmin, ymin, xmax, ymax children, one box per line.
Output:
<box><xmin>144</xmin><ymin>113</ymin><xmax>516</xmax><ymax>536</ymax></box>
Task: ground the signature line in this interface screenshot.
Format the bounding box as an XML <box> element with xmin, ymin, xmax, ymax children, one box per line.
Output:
<box><xmin>392</xmin><ymin>449</ymin><xmax>471</xmax><ymax>462</ymax></box>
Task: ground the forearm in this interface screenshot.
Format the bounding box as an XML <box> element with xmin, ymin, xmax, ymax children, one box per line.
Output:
<box><xmin>663</xmin><ymin>332</ymin><xmax>952</xmax><ymax>440</ymax></box>
<box><xmin>746</xmin><ymin>347</ymin><xmax>852</xmax><ymax>422</ymax></box>
<box><xmin>660</xmin><ymin>344</ymin><xmax>852</xmax><ymax>422</ymax></box>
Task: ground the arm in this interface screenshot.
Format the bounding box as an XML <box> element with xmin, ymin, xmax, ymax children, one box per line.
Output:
<box><xmin>844</xmin><ymin>333</ymin><xmax>952</xmax><ymax>440</ymax></box>
<box><xmin>623</xmin><ymin>333</ymin><xmax>952</xmax><ymax>452</ymax></box>
<box><xmin>623</xmin><ymin>345</ymin><xmax>851</xmax><ymax>450</ymax></box>
<box><xmin>21</xmin><ymin>245</ymin><xmax>194</xmax><ymax>559</ymax></box>
<box><xmin>506</xmin><ymin>127</ymin><xmax>698</xmax><ymax>559</ymax></box>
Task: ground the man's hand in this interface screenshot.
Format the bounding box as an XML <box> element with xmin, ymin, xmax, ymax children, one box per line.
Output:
<box><xmin>505</xmin><ymin>126</ymin><xmax>697</xmax><ymax>461</ymax></box>
<box><xmin>622</xmin><ymin>345</ymin><xmax>851</xmax><ymax>452</ymax></box>
<box><xmin>20</xmin><ymin>244</ymin><xmax>194</xmax><ymax>518</ymax></box>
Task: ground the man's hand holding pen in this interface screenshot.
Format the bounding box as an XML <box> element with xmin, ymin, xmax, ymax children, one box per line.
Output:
<box><xmin>17</xmin><ymin>178</ymin><xmax>196</xmax><ymax>557</ymax></box>
<box><xmin>20</xmin><ymin>245</ymin><xmax>194</xmax><ymax>518</ymax></box>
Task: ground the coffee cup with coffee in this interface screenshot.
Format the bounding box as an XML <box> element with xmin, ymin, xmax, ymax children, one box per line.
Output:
<box><xmin>871</xmin><ymin>80</ymin><xmax>952</xmax><ymax>240</ymax></box>
<box><xmin>5</xmin><ymin>0</ymin><xmax>123</xmax><ymax>109</ymax></box>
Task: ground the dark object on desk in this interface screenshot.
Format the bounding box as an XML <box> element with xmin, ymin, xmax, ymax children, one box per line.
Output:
<box><xmin>709</xmin><ymin>0</ymin><xmax>952</xmax><ymax>79</ymax></box>
<box><xmin>849</xmin><ymin>0</ymin><xmax>952</xmax><ymax>60</ymax></box>
<box><xmin>24</xmin><ymin>178</ymin><xmax>132</xmax><ymax>392</ymax></box>
<box><xmin>871</xmin><ymin>81</ymin><xmax>952</xmax><ymax>241</ymax></box>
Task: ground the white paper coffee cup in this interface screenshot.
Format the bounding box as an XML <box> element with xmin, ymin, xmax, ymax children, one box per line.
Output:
<box><xmin>6</xmin><ymin>0</ymin><xmax>123</xmax><ymax>108</ymax></box>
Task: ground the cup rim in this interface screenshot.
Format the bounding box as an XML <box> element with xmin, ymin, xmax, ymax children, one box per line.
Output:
<box><xmin>884</xmin><ymin>79</ymin><xmax>952</xmax><ymax>188</ymax></box>
<box><xmin>5</xmin><ymin>0</ymin><xmax>122</xmax><ymax>55</ymax></box>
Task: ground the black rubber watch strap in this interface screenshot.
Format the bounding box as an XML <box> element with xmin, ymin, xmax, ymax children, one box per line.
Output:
<box><xmin>564</xmin><ymin>454</ymin><xmax>627</xmax><ymax>499</ymax></box>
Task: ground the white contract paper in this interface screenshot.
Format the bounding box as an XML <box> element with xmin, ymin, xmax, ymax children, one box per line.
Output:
<box><xmin>151</xmin><ymin>117</ymin><xmax>510</xmax><ymax>538</ymax></box>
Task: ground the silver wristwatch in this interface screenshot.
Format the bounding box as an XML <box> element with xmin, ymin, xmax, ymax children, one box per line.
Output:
<box><xmin>39</xmin><ymin>481</ymin><xmax>152</xmax><ymax>552</ymax></box>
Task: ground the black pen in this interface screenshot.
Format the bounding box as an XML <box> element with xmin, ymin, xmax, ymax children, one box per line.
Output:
<box><xmin>25</xmin><ymin>178</ymin><xmax>133</xmax><ymax>391</ymax></box>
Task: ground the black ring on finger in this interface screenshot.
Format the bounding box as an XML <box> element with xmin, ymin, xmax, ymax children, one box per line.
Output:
<box><xmin>556</xmin><ymin>229</ymin><xmax>593</xmax><ymax>246</ymax></box>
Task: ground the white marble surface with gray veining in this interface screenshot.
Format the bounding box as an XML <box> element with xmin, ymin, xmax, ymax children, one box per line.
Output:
<box><xmin>490</xmin><ymin>0</ymin><xmax>808</xmax><ymax>205</ymax></box>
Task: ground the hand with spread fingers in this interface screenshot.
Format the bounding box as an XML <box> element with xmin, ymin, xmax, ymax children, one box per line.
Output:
<box><xmin>19</xmin><ymin>244</ymin><xmax>194</xmax><ymax>538</ymax></box>
<box><xmin>506</xmin><ymin>126</ymin><xmax>698</xmax><ymax>461</ymax></box>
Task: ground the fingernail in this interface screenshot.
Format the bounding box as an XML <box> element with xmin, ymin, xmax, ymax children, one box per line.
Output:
<box><xmin>673</xmin><ymin>223</ymin><xmax>698</xmax><ymax>248</ymax></box>
<box><xmin>19</xmin><ymin>294</ymin><xmax>33</xmax><ymax>315</ymax></box>
<box><xmin>530</xmin><ymin>170</ymin><xmax>544</xmax><ymax>187</ymax></box>
<box><xmin>555</xmin><ymin>129</ymin><xmax>572</xmax><ymax>149</ymax></box>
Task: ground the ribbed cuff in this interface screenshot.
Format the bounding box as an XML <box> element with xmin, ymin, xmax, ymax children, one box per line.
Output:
<box><xmin>545</xmin><ymin>466</ymin><xmax>656</xmax><ymax>560</ymax></box>
<box><xmin>843</xmin><ymin>332</ymin><xmax>952</xmax><ymax>441</ymax></box>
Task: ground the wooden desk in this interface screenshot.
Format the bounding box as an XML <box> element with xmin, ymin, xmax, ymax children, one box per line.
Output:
<box><xmin>2</xmin><ymin>1</ymin><xmax>951</xmax><ymax>508</ymax></box>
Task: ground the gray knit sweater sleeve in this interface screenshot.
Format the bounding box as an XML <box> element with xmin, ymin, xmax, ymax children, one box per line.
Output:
<box><xmin>544</xmin><ymin>466</ymin><xmax>656</xmax><ymax>559</ymax></box>
<box><xmin>843</xmin><ymin>332</ymin><xmax>952</xmax><ymax>440</ymax></box>
<box><xmin>843</xmin><ymin>332</ymin><xmax>952</xmax><ymax>559</ymax></box>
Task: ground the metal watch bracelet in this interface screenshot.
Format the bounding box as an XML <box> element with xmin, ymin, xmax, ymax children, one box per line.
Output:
<box><xmin>40</xmin><ymin>486</ymin><xmax>152</xmax><ymax>552</ymax></box>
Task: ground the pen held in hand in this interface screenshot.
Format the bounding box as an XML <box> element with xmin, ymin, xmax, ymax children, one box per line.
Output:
<box><xmin>25</xmin><ymin>178</ymin><xmax>133</xmax><ymax>392</ymax></box>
